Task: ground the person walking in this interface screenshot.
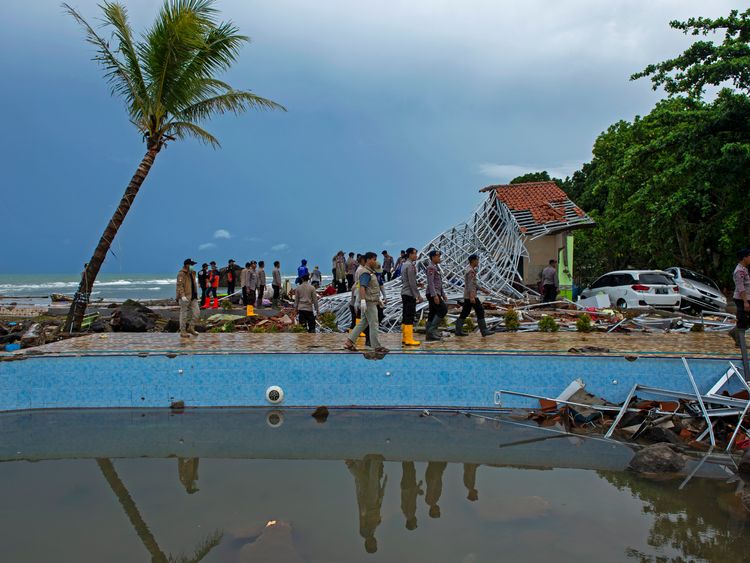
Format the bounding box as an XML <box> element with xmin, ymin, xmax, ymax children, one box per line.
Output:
<box><xmin>541</xmin><ymin>259</ymin><xmax>558</xmax><ymax>304</ymax></box>
<box><xmin>272</xmin><ymin>261</ymin><xmax>282</xmax><ymax>307</ymax></box>
<box><xmin>393</xmin><ymin>250</ymin><xmax>407</xmax><ymax>278</ymax></box>
<box><xmin>256</xmin><ymin>261</ymin><xmax>267</xmax><ymax>307</ymax></box>
<box><xmin>240</xmin><ymin>262</ymin><xmax>250</xmax><ymax>306</ymax></box>
<box><xmin>348</xmin><ymin>255</ymin><xmax>367</xmax><ymax>334</ymax></box>
<box><xmin>296</xmin><ymin>259</ymin><xmax>309</xmax><ymax>285</ymax></box>
<box><xmin>176</xmin><ymin>258</ymin><xmax>200</xmax><ymax>338</ymax></box>
<box><xmin>425</xmin><ymin>250</ymin><xmax>448</xmax><ymax>341</ymax></box>
<box><xmin>244</xmin><ymin>261</ymin><xmax>258</xmax><ymax>315</ymax></box>
<box><xmin>400</xmin><ymin>247</ymin><xmax>422</xmax><ymax>346</ymax></box>
<box><xmin>334</xmin><ymin>251</ymin><xmax>348</xmax><ymax>293</ymax></box>
<box><xmin>729</xmin><ymin>249</ymin><xmax>750</xmax><ymax>347</ymax></box>
<box><xmin>294</xmin><ymin>274</ymin><xmax>320</xmax><ymax>333</ymax></box>
<box><xmin>225</xmin><ymin>259</ymin><xmax>237</xmax><ymax>298</ymax></box>
<box><xmin>310</xmin><ymin>266</ymin><xmax>323</xmax><ymax>288</ymax></box>
<box><xmin>455</xmin><ymin>254</ymin><xmax>493</xmax><ymax>337</ymax></box>
<box><xmin>365</xmin><ymin>263</ymin><xmax>388</xmax><ymax>348</ymax></box>
<box><xmin>205</xmin><ymin>261</ymin><xmax>220</xmax><ymax>309</ymax></box>
<box><xmin>344</xmin><ymin>252</ymin><xmax>388</xmax><ymax>354</ymax></box>
<box><xmin>197</xmin><ymin>263</ymin><xmax>209</xmax><ymax>307</ymax></box>
<box><xmin>346</xmin><ymin>252</ymin><xmax>358</xmax><ymax>290</ymax></box>
<box><xmin>381</xmin><ymin>251</ymin><xmax>394</xmax><ymax>281</ymax></box>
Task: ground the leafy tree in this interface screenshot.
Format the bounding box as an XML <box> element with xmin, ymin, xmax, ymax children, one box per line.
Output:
<box><xmin>566</xmin><ymin>8</ymin><xmax>750</xmax><ymax>290</ymax></box>
<box><xmin>631</xmin><ymin>9</ymin><xmax>750</xmax><ymax>98</ymax></box>
<box><xmin>62</xmin><ymin>0</ymin><xmax>284</xmax><ymax>332</ymax></box>
<box><xmin>509</xmin><ymin>171</ymin><xmax>565</xmax><ymax>187</ymax></box>
<box><xmin>569</xmin><ymin>92</ymin><xmax>750</xmax><ymax>288</ymax></box>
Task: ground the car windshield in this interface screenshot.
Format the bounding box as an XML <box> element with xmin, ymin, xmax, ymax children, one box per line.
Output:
<box><xmin>681</xmin><ymin>269</ymin><xmax>719</xmax><ymax>290</ymax></box>
<box><xmin>638</xmin><ymin>273</ymin><xmax>672</xmax><ymax>285</ymax></box>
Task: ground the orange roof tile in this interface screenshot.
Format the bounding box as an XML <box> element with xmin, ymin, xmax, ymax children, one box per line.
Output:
<box><xmin>479</xmin><ymin>181</ymin><xmax>589</xmax><ymax>228</ymax></box>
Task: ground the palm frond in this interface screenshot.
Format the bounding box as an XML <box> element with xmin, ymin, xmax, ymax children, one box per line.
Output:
<box><xmin>140</xmin><ymin>0</ymin><xmax>219</xmax><ymax>119</ymax></box>
<box><xmin>62</xmin><ymin>2</ymin><xmax>147</xmax><ymax>119</ymax></box>
<box><xmin>99</xmin><ymin>2</ymin><xmax>150</xmax><ymax>120</ymax></box>
<box><xmin>167</xmin><ymin>121</ymin><xmax>220</xmax><ymax>147</ymax></box>
<box><xmin>174</xmin><ymin>90</ymin><xmax>285</xmax><ymax>122</ymax></box>
<box><xmin>162</xmin><ymin>21</ymin><xmax>249</xmax><ymax>112</ymax></box>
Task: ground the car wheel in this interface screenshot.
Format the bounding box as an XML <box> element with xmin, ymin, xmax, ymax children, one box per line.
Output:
<box><xmin>616</xmin><ymin>298</ymin><xmax>628</xmax><ymax>310</ymax></box>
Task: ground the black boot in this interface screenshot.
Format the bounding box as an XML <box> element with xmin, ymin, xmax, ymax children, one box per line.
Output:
<box><xmin>426</xmin><ymin>316</ymin><xmax>442</xmax><ymax>341</ymax></box>
<box><xmin>455</xmin><ymin>318</ymin><xmax>468</xmax><ymax>337</ymax></box>
<box><xmin>478</xmin><ymin>318</ymin><xmax>493</xmax><ymax>337</ymax></box>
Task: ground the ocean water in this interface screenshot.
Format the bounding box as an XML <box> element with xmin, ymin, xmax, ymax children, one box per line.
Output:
<box><xmin>0</xmin><ymin>272</ymin><xmax>322</xmax><ymax>304</ymax></box>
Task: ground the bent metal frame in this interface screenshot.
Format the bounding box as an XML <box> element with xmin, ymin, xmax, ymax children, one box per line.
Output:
<box><xmin>319</xmin><ymin>185</ymin><xmax>593</xmax><ymax>333</ymax></box>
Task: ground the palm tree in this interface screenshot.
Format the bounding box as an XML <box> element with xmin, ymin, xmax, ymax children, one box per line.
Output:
<box><xmin>62</xmin><ymin>0</ymin><xmax>284</xmax><ymax>332</ymax></box>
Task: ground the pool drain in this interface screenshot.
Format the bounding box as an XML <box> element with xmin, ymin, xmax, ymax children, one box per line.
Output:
<box><xmin>266</xmin><ymin>385</ymin><xmax>284</xmax><ymax>404</ymax></box>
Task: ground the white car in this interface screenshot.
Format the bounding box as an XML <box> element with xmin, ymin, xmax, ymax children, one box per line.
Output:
<box><xmin>664</xmin><ymin>267</ymin><xmax>727</xmax><ymax>312</ymax></box>
<box><xmin>580</xmin><ymin>270</ymin><xmax>681</xmax><ymax>311</ymax></box>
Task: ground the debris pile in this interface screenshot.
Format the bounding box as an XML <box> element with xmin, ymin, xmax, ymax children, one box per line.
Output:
<box><xmin>500</xmin><ymin>359</ymin><xmax>750</xmax><ymax>455</ymax></box>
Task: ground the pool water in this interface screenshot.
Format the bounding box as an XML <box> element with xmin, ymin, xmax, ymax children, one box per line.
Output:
<box><xmin>0</xmin><ymin>409</ymin><xmax>748</xmax><ymax>562</ymax></box>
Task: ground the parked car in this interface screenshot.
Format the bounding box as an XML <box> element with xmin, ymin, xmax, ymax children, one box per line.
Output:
<box><xmin>663</xmin><ymin>267</ymin><xmax>726</xmax><ymax>312</ymax></box>
<box><xmin>579</xmin><ymin>270</ymin><xmax>681</xmax><ymax>310</ymax></box>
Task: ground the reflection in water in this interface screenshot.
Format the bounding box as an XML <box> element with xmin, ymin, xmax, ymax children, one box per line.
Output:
<box><xmin>425</xmin><ymin>461</ymin><xmax>448</xmax><ymax>519</ymax></box>
<box><xmin>400</xmin><ymin>461</ymin><xmax>423</xmax><ymax>530</ymax></box>
<box><xmin>97</xmin><ymin>458</ymin><xmax>222</xmax><ymax>563</ymax></box>
<box><xmin>2</xmin><ymin>408</ymin><xmax>750</xmax><ymax>561</ymax></box>
<box><xmin>346</xmin><ymin>454</ymin><xmax>388</xmax><ymax>554</ymax></box>
<box><xmin>178</xmin><ymin>457</ymin><xmax>200</xmax><ymax>494</ymax></box>
<box><xmin>598</xmin><ymin>470</ymin><xmax>750</xmax><ymax>562</ymax></box>
<box><xmin>463</xmin><ymin>463</ymin><xmax>479</xmax><ymax>502</ymax></box>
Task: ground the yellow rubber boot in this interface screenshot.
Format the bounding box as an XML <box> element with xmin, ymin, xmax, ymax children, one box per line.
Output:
<box><xmin>355</xmin><ymin>318</ymin><xmax>366</xmax><ymax>339</ymax></box>
<box><xmin>246</xmin><ymin>305</ymin><xmax>256</xmax><ymax>317</ymax></box>
<box><xmin>401</xmin><ymin>324</ymin><xmax>420</xmax><ymax>346</ymax></box>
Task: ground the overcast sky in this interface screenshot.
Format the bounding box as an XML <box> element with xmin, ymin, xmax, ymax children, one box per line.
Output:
<box><xmin>1</xmin><ymin>0</ymin><xmax>739</xmax><ymax>273</ymax></box>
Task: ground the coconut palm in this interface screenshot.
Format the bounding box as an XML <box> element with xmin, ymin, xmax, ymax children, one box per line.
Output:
<box><xmin>62</xmin><ymin>0</ymin><xmax>284</xmax><ymax>332</ymax></box>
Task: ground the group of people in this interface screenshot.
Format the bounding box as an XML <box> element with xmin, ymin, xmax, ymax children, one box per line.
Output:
<box><xmin>177</xmin><ymin>248</ymin><xmax>499</xmax><ymax>346</ymax></box>
<box><xmin>344</xmin><ymin>248</ymin><xmax>495</xmax><ymax>354</ymax></box>
<box><xmin>176</xmin><ymin>258</ymin><xmax>284</xmax><ymax>337</ymax></box>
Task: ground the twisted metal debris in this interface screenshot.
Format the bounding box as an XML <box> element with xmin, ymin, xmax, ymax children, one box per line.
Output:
<box><xmin>320</xmin><ymin>186</ymin><xmax>587</xmax><ymax>332</ymax></box>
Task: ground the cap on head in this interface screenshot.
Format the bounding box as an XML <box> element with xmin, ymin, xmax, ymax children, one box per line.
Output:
<box><xmin>184</xmin><ymin>258</ymin><xmax>197</xmax><ymax>266</ymax></box>
<box><xmin>201</xmin><ymin>263</ymin><xmax>208</xmax><ymax>268</ymax></box>
<box><xmin>210</xmin><ymin>261</ymin><xmax>216</xmax><ymax>266</ymax></box>
<box><xmin>228</xmin><ymin>259</ymin><xmax>235</xmax><ymax>264</ymax></box>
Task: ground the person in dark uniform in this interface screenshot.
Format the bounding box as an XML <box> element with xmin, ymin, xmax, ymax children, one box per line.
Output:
<box><xmin>198</xmin><ymin>263</ymin><xmax>209</xmax><ymax>306</ymax></box>
<box><xmin>226</xmin><ymin>259</ymin><xmax>236</xmax><ymax>297</ymax></box>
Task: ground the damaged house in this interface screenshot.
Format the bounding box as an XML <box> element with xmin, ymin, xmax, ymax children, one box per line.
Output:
<box><xmin>320</xmin><ymin>180</ymin><xmax>595</xmax><ymax>331</ymax></box>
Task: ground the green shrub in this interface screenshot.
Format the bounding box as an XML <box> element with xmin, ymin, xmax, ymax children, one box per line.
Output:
<box><xmin>576</xmin><ymin>313</ymin><xmax>593</xmax><ymax>332</ymax></box>
<box><xmin>251</xmin><ymin>323</ymin><xmax>279</xmax><ymax>334</ymax></box>
<box><xmin>209</xmin><ymin>320</ymin><xmax>235</xmax><ymax>333</ymax></box>
<box><xmin>319</xmin><ymin>311</ymin><xmax>338</xmax><ymax>331</ymax></box>
<box><xmin>504</xmin><ymin>309</ymin><xmax>520</xmax><ymax>331</ymax></box>
<box><xmin>221</xmin><ymin>300</ymin><xmax>233</xmax><ymax>311</ymax></box>
<box><xmin>690</xmin><ymin>322</ymin><xmax>705</xmax><ymax>333</ymax></box>
<box><xmin>539</xmin><ymin>315</ymin><xmax>559</xmax><ymax>332</ymax></box>
<box><xmin>285</xmin><ymin>324</ymin><xmax>306</xmax><ymax>333</ymax></box>
<box><xmin>464</xmin><ymin>317</ymin><xmax>476</xmax><ymax>332</ymax></box>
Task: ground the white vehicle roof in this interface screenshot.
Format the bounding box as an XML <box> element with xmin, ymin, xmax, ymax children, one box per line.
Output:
<box><xmin>601</xmin><ymin>270</ymin><xmax>671</xmax><ymax>276</ymax></box>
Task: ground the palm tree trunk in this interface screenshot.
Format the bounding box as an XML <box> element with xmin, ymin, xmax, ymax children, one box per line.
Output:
<box><xmin>96</xmin><ymin>458</ymin><xmax>168</xmax><ymax>563</ymax></box>
<box><xmin>63</xmin><ymin>146</ymin><xmax>160</xmax><ymax>333</ymax></box>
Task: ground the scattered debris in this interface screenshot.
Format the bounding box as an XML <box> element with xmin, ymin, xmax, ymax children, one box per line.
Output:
<box><xmin>312</xmin><ymin>406</ymin><xmax>329</xmax><ymax>423</ymax></box>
